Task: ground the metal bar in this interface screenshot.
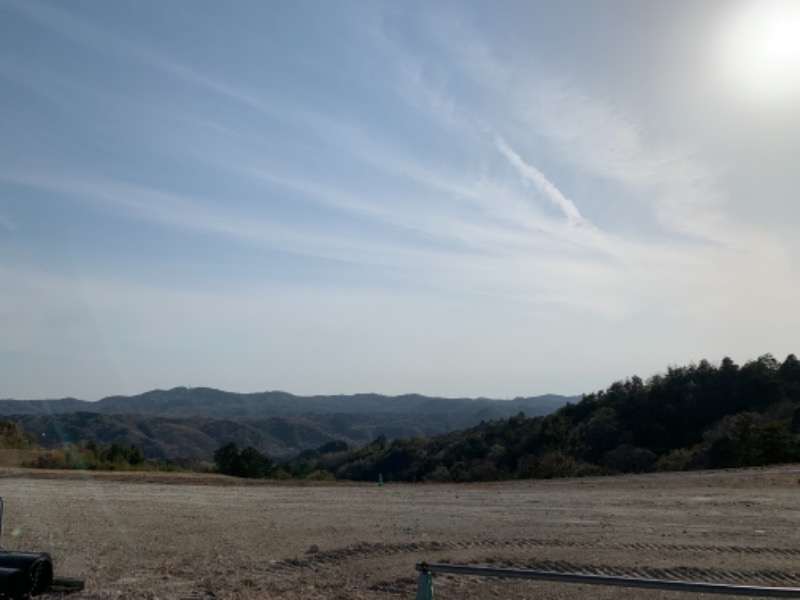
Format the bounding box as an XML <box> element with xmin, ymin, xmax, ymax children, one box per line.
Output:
<box><xmin>415</xmin><ymin>571</ymin><xmax>434</xmax><ymax>600</ymax></box>
<box><xmin>415</xmin><ymin>563</ymin><xmax>800</xmax><ymax>598</ymax></box>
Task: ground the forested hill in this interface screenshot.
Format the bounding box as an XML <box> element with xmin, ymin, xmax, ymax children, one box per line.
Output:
<box><xmin>0</xmin><ymin>389</ymin><xmax>569</xmax><ymax>420</ymax></box>
<box><xmin>283</xmin><ymin>354</ymin><xmax>800</xmax><ymax>482</ymax></box>
<box><xmin>0</xmin><ymin>390</ymin><xmax>572</xmax><ymax>460</ymax></box>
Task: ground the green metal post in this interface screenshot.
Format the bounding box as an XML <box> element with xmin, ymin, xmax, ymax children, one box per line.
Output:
<box><xmin>415</xmin><ymin>565</ymin><xmax>434</xmax><ymax>600</ymax></box>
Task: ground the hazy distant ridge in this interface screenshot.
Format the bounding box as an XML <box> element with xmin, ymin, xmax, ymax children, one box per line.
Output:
<box><xmin>0</xmin><ymin>387</ymin><xmax>572</xmax><ymax>418</ymax></box>
<box><xmin>0</xmin><ymin>388</ymin><xmax>574</xmax><ymax>460</ymax></box>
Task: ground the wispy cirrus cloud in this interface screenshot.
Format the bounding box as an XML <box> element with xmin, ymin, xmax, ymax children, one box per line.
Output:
<box><xmin>494</xmin><ymin>136</ymin><xmax>585</xmax><ymax>226</ymax></box>
<box><xmin>344</xmin><ymin>6</ymin><xmax>800</xmax><ymax>329</ymax></box>
<box><xmin>508</xmin><ymin>78</ymin><xmax>735</xmax><ymax>243</ymax></box>
<box><xmin>379</xmin><ymin>8</ymin><xmax>733</xmax><ymax>243</ymax></box>
<box><xmin>5</xmin><ymin>1</ymin><xmax>796</xmax><ymax>321</ymax></box>
<box><xmin>0</xmin><ymin>167</ymin><xmax>461</xmax><ymax>272</ymax></box>
<box><xmin>3</xmin><ymin>0</ymin><xmax>297</xmax><ymax>122</ymax></box>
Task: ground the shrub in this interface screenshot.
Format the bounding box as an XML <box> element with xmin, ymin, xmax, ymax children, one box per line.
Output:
<box><xmin>305</xmin><ymin>469</ymin><xmax>336</xmax><ymax>481</ymax></box>
<box><xmin>655</xmin><ymin>448</ymin><xmax>694</xmax><ymax>472</ymax></box>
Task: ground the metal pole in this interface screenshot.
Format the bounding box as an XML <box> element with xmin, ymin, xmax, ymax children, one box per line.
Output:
<box><xmin>414</xmin><ymin>566</ymin><xmax>435</xmax><ymax>600</ymax></box>
<box><xmin>415</xmin><ymin>563</ymin><xmax>800</xmax><ymax>598</ymax></box>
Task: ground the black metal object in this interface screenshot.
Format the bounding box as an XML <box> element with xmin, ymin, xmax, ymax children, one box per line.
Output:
<box><xmin>0</xmin><ymin>497</ymin><xmax>82</xmax><ymax>598</ymax></box>
<box><xmin>50</xmin><ymin>576</ymin><xmax>86</xmax><ymax>592</ymax></box>
<box><xmin>0</xmin><ymin>551</ymin><xmax>54</xmax><ymax>596</ymax></box>
<box><xmin>0</xmin><ymin>567</ymin><xmax>29</xmax><ymax>600</ymax></box>
<box><xmin>416</xmin><ymin>562</ymin><xmax>800</xmax><ymax>598</ymax></box>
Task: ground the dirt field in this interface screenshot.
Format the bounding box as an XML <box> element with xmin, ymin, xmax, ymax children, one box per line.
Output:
<box><xmin>2</xmin><ymin>466</ymin><xmax>800</xmax><ymax>599</ymax></box>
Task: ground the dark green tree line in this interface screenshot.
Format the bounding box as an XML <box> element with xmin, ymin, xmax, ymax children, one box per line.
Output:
<box><xmin>286</xmin><ymin>353</ymin><xmax>800</xmax><ymax>483</ymax></box>
<box><xmin>213</xmin><ymin>442</ymin><xmax>275</xmax><ymax>478</ymax></box>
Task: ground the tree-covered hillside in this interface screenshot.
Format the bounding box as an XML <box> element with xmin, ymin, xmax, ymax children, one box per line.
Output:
<box><xmin>2</xmin><ymin>391</ymin><xmax>571</xmax><ymax>460</ymax></box>
<box><xmin>0</xmin><ymin>420</ymin><xmax>36</xmax><ymax>449</ymax></box>
<box><xmin>282</xmin><ymin>354</ymin><xmax>800</xmax><ymax>482</ymax></box>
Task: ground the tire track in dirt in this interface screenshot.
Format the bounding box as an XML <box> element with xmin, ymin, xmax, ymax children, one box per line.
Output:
<box><xmin>261</xmin><ymin>538</ymin><xmax>800</xmax><ymax>587</ymax></box>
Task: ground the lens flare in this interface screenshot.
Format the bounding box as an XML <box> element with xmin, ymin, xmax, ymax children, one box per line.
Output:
<box><xmin>713</xmin><ymin>0</ymin><xmax>800</xmax><ymax>108</ymax></box>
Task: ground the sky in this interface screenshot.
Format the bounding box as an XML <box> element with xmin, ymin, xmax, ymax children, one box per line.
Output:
<box><xmin>2</xmin><ymin>0</ymin><xmax>800</xmax><ymax>401</ymax></box>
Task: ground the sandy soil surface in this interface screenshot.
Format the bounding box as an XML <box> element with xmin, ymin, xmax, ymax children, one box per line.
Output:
<box><xmin>2</xmin><ymin>466</ymin><xmax>800</xmax><ymax>599</ymax></box>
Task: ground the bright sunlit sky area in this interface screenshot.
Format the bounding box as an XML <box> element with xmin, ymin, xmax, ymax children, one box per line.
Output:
<box><xmin>2</xmin><ymin>0</ymin><xmax>800</xmax><ymax>401</ymax></box>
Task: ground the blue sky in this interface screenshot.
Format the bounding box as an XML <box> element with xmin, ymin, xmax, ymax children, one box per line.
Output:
<box><xmin>2</xmin><ymin>0</ymin><xmax>800</xmax><ymax>401</ymax></box>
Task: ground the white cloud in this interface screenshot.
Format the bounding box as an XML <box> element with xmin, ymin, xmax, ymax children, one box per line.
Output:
<box><xmin>0</xmin><ymin>167</ymin><xmax>462</xmax><ymax>273</ymax></box>
<box><xmin>397</xmin><ymin>10</ymin><xmax>740</xmax><ymax>245</ymax></box>
<box><xmin>494</xmin><ymin>136</ymin><xmax>584</xmax><ymax>226</ymax></box>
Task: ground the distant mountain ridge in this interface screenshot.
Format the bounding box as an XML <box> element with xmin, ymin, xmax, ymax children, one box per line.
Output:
<box><xmin>0</xmin><ymin>387</ymin><xmax>572</xmax><ymax>418</ymax></box>
<box><xmin>0</xmin><ymin>387</ymin><xmax>575</xmax><ymax>460</ymax></box>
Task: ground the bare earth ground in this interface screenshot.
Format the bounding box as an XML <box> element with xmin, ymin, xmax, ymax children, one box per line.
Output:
<box><xmin>2</xmin><ymin>466</ymin><xmax>800</xmax><ymax>599</ymax></box>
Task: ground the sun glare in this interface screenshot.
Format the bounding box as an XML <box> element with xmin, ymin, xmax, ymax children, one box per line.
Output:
<box><xmin>714</xmin><ymin>0</ymin><xmax>800</xmax><ymax>109</ymax></box>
